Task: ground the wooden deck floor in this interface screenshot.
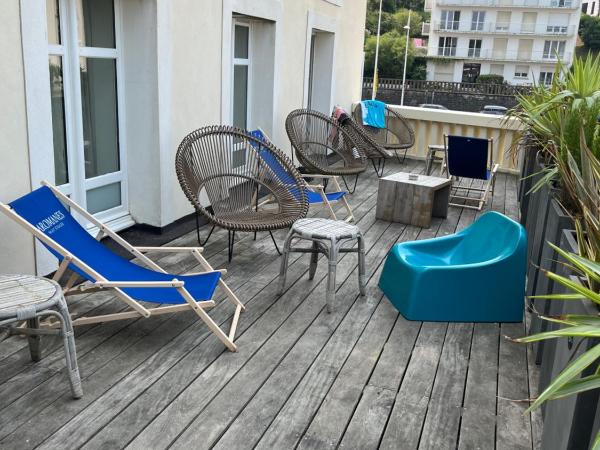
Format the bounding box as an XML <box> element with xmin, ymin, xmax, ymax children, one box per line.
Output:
<box><xmin>0</xmin><ymin>160</ymin><xmax>540</xmax><ymax>450</ymax></box>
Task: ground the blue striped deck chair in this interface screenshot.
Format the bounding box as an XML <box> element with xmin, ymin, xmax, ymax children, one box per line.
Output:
<box><xmin>0</xmin><ymin>183</ymin><xmax>244</xmax><ymax>352</ymax></box>
<box><xmin>248</xmin><ymin>128</ymin><xmax>354</xmax><ymax>222</ymax></box>
<box><xmin>444</xmin><ymin>134</ymin><xmax>499</xmax><ymax>211</ymax></box>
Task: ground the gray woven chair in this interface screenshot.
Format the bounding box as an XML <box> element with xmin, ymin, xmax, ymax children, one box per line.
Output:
<box><xmin>285</xmin><ymin>109</ymin><xmax>367</xmax><ymax>194</ymax></box>
<box><xmin>176</xmin><ymin>125</ymin><xmax>309</xmax><ymax>261</ymax></box>
<box><xmin>352</xmin><ymin>103</ymin><xmax>415</xmax><ymax>165</ymax></box>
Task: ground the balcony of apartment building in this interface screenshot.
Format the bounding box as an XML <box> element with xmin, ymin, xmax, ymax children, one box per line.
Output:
<box><xmin>429</xmin><ymin>20</ymin><xmax>576</xmax><ymax>37</ymax></box>
<box><xmin>430</xmin><ymin>45</ymin><xmax>570</xmax><ymax>62</ymax></box>
<box><xmin>428</xmin><ymin>0</ymin><xmax>579</xmax><ymax>8</ymax></box>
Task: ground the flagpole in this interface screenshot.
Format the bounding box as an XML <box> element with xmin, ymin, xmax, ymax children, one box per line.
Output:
<box><xmin>401</xmin><ymin>10</ymin><xmax>411</xmax><ymax>106</ymax></box>
<box><xmin>372</xmin><ymin>0</ymin><xmax>383</xmax><ymax>100</ymax></box>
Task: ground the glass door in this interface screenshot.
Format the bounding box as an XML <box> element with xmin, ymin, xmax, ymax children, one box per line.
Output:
<box><xmin>46</xmin><ymin>0</ymin><xmax>127</xmax><ymax>225</ymax></box>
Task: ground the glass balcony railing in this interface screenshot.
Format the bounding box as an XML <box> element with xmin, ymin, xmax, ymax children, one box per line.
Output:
<box><xmin>431</xmin><ymin>47</ymin><xmax>571</xmax><ymax>61</ymax></box>
<box><xmin>431</xmin><ymin>21</ymin><xmax>575</xmax><ymax>35</ymax></box>
<box><xmin>434</xmin><ymin>0</ymin><xmax>578</xmax><ymax>7</ymax></box>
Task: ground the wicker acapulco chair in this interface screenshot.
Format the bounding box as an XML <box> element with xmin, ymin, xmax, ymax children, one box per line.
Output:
<box><xmin>335</xmin><ymin>110</ymin><xmax>393</xmax><ymax>178</ymax></box>
<box><xmin>285</xmin><ymin>109</ymin><xmax>367</xmax><ymax>194</ymax></box>
<box><xmin>176</xmin><ymin>125</ymin><xmax>309</xmax><ymax>261</ymax></box>
<box><xmin>351</xmin><ymin>103</ymin><xmax>415</xmax><ymax>166</ymax></box>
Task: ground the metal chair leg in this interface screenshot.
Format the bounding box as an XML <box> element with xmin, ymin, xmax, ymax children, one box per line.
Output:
<box><xmin>342</xmin><ymin>174</ymin><xmax>359</xmax><ymax>194</ymax></box>
<box><xmin>196</xmin><ymin>211</ymin><xmax>215</xmax><ymax>247</ymax></box>
<box><xmin>269</xmin><ymin>231</ymin><xmax>282</xmax><ymax>255</ymax></box>
<box><xmin>227</xmin><ymin>230</ymin><xmax>236</xmax><ymax>262</ymax></box>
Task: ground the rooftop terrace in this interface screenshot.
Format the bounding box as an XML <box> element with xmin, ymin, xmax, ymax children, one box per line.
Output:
<box><xmin>0</xmin><ymin>160</ymin><xmax>540</xmax><ymax>450</ymax></box>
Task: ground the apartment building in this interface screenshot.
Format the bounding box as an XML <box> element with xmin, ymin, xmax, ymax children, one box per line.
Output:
<box><xmin>582</xmin><ymin>0</ymin><xmax>600</xmax><ymax>15</ymax></box>
<box><xmin>0</xmin><ymin>0</ymin><xmax>367</xmax><ymax>275</ymax></box>
<box><xmin>422</xmin><ymin>0</ymin><xmax>581</xmax><ymax>84</ymax></box>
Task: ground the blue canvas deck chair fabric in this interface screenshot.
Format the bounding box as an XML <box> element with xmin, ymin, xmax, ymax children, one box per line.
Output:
<box><xmin>444</xmin><ymin>134</ymin><xmax>499</xmax><ymax>211</ymax></box>
<box><xmin>0</xmin><ymin>183</ymin><xmax>244</xmax><ymax>352</ymax></box>
<box><xmin>378</xmin><ymin>211</ymin><xmax>527</xmax><ymax>322</ymax></box>
<box><xmin>248</xmin><ymin>128</ymin><xmax>354</xmax><ymax>222</ymax></box>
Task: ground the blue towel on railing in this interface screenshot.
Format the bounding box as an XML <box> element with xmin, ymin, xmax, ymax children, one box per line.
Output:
<box><xmin>360</xmin><ymin>100</ymin><xmax>386</xmax><ymax>128</ymax></box>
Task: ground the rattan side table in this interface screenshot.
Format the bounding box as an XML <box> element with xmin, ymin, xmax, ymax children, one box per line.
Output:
<box><xmin>0</xmin><ymin>274</ymin><xmax>82</xmax><ymax>398</ymax></box>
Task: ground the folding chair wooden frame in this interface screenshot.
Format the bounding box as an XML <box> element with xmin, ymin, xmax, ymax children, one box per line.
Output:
<box><xmin>0</xmin><ymin>182</ymin><xmax>244</xmax><ymax>352</ymax></box>
<box><xmin>252</xmin><ymin>128</ymin><xmax>354</xmax><ymax>222</ymax></box>
<box><xmin>444</xmin><ymin>135</ymin><xmax>499</xmax><ymax>211</ymax></box>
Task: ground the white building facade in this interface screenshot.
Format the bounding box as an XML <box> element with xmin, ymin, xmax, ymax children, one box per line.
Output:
<box><xmin>423</xmin><ymin>0</ymin><xmax>581</xmax><ymax>84</ymax></box>
<box><xmin>0</xmin><ymin>0</ymin><xmax>367</xmax><ymax>275</ymax></box>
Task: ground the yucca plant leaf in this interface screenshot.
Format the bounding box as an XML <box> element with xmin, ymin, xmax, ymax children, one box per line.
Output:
<box><xmin>529</xmin><ymin>293</ymin><xmax>585</xmax><ymax>300</ymax></box>
<box><xmin>592</xmin><ymin>431</ymin><xmax>600</xmax><ymax>450</ymax></box>
<box><xmin>543</xmin><ymin>270</ymin><xmax>600</xmax><ymax>305</ymax></box>
<box><xmin>548</xmin><ymin>374</ymin><xmax>600</xmax><ymax>400</ymax></box>
<box><xmin>546</xmin><ymin>242</ymin><xmax>600</xmax><ymax>284</ymax></box>
<box><xmin>528</xmin><ymin>344</ymin><xmax>600</xmax><ymax>412</ymax></box>
<box><xmin>513</xmin><ymin>325</ymin><xmax>600</xmax><ymax>343</ymax></box>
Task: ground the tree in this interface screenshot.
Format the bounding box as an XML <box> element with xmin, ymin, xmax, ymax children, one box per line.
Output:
<box><xmin>579</xmin><ymin>15</ymin><xmax>600</xmax><ymax>50</ymax></box>
<box><xmin>365</xmin><ymin>7</ymin><xmax>424</xmax><ymax>36</ymax></box>
<box><xmin>364</xmin><ymin>30</ymin><xmax>416</xmax><ymax>79</ymax></box>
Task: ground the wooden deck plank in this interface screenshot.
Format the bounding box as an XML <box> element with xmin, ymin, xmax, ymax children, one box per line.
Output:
<box><xmin>378</xmin><ymin>321</ymin><xmax>449</xmax><ymax>450</ymax></box>
<box><xmin>457</xmin><ymin>323</ymin><xmax>500</xmax><ymax>450</ymax></box>
<box><xmin>418</xmin><ymin>323</ymin><xmax>473</xmax><ymax>450</ymax></box>
<box><xmin>497</xmin><ymin>322</ymin><xmax>533</xmax><ymax>450</ymax></box>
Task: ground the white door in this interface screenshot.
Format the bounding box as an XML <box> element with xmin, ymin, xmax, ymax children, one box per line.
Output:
<box><xmin>46</xmin><ymin>0</ymin><xmax>128</xmax><ymax>225</ymax></box>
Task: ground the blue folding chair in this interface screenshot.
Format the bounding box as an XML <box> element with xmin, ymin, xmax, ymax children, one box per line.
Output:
<box><xmin>248</xmin><ymin>128</ymin><xmax>354</xmax><ymax>222</ymax></box>
<box><xmin>0</xmin><ymin>183</ymin><xmax>244</xmax><ymax>352</ymax></box>
<box><xmin>444</xmin><ymin>134</ymin><xmax>499</xmax><ymax>211</ymax></box>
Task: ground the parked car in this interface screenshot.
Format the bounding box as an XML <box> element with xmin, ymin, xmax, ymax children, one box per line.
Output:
<box><xmin>480</xmin><ymin>105</ymin><xmax>508</xmax><ymax>115</ymax></box>
<box><xmin>418</xmin><ymin>103</ymin><xmax>448</xmax><ymax>110</ymax></box>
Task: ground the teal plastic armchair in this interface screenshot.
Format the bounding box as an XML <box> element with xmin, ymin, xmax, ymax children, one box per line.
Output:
<box><xmin>378</xmin><ymin>211</ymin><xmax>527</xmax><ymax>322</ymax></box>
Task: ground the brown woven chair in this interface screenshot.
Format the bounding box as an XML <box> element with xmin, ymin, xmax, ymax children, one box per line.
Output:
<box><xmin>338</xmin><ymin>114</ymin><xmax>393</xmax><ymax>177</ymax></box>
<box><xmin>176</xmin><ymin>125</ymin><xmax>309</xmax><ymax>261</ymax></box>
<box><xmin>285</xmin><ymin>109</ymin><xmax>367</xmax><ymax>194</ymax></box>
<box><xmin>352</xmin><ymin>103</ymin><xmax>415</xmax><ymax>165</ymax></box>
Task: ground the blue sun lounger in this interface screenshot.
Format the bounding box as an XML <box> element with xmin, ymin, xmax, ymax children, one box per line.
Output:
<box><xmin>0</xmin><ymin>182</ymin><xmax>244</xmax><ymax>351</ymax></box>
<box><xmin>249</xmin><ymin>129</ymin><xmax>354</xmax><ymax>222</ymax></box>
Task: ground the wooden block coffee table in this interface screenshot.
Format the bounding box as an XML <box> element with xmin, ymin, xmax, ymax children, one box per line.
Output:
<box><xmin>376</xmin><ymin>172</ymin><xmax>452</xmax><ymax>228</ymax></box>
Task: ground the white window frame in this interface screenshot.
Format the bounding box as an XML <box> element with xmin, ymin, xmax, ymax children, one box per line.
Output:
<box><xmin>438</xmin><ymin>36</ymin><xmax>457</xmax><ymax>56</ymax></box>
<box><xmin>47</xmin><ymin>0</ymin><xmax>129</xmax><ymax>226</ymax></box>
<box><xmin>231</xmin><ymin>20</ymin><xmax>252</xmax><ymax>131</ymax></box>
<box><xmin>468</xmin><ymin>39</ymin><xmax>482</xmax><ymax>57</ymax></box>
<box><xmin>539</xmin><ymin>71</ymin><xmax>554</xmax><ymax>85</ymax></box>
<box><xmin>220</xmin><ymin>0</ymin><xmax>282</xmax><ymax>132</ymax></box>
<box><xmin>514</xmin><ymin>65</ymin><xmax>529</xmax><ymax>78</ymax></box>
<box><xmin>543</xmin><ymin>40</ymin><xmax>566</xmax><ymax>59</ymax></box>
<box><xmin>471</xmin><ymin>11</ymin><xmax>485</xmax><ymax>31</ymax></box>
<box><xmin>441</xmin><ymin>10</ymin><xmax>460</xmax><ymax>30</ymax></box>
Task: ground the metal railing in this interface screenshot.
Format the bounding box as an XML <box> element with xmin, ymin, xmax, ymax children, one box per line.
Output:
<box><xmin>430</xmin><ymin>21</ymin><xmax>575</xmax><ymax>35</ymax></box>
<box><xmin>362</xmin><ymin>77</ymin><xmax>532</xmax><ymax>96</ymax></box>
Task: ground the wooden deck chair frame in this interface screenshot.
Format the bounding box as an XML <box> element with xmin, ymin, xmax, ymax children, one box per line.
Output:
<box><xmin>443</xmin><ymin>135</ymin><xmax>499</xmax><ymax>211</ymax></box>
<box><xmin>0</xmin><ymin>182</ymin><xmax>244</xmax><ymax>352</ymax></box>
<box><xmin>252</xmin><ymin>128</ymin><xmax>354</xmax><ymax>222</ymax></box>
